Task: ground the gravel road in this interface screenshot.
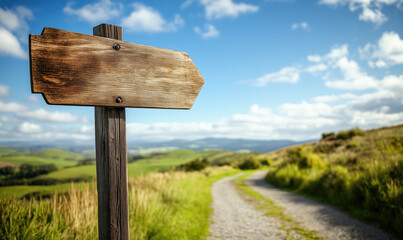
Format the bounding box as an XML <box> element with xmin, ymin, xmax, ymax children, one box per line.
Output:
<box><xmin>245</xmin><ymin>170</ymin><xmax>395</xmax><ymax>240</ymax></box>
<box><xmin>207</xmin><ymin>173</ymin><xmax>288</xmax><ymax>240</ymax></box>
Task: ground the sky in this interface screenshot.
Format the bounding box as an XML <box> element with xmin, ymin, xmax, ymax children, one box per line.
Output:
<box><xmin>0</xmin><ymin>0</ymin><xmax>403</xmax><ymax>144</ymax></box>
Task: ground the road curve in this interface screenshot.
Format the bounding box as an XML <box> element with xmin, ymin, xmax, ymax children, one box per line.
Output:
<box><xmin>246</xmin><ymin>170</ymin><xmax>395</xmax><ymax>240</ymax></box>
<box><xmin>207</xmin><ymin>173</ymin><xmax>288</xmax><ymax>240</ymax></box>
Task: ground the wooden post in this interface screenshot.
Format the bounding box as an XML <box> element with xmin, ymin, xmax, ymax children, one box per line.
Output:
<box><xmin>93</xmin><ymin>24</ymin><xmax>129</xmax><ymax>240</ymax></box>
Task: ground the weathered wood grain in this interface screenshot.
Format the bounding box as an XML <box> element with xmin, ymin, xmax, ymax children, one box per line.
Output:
<box><xmin>94</xmin><ymin>24</ymin><xmax>129</xmax><ymax>240</ymax></box>
<box><xmin>30</xmin><ymin>27</ymin><xmax>204</xmax><ymax>109</ymax></box>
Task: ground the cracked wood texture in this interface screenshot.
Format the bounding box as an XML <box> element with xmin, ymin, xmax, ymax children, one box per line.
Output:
<box><xmin>30</xmin><ymin>27</ymin><xmax>204</xmax><ymax>109</ymax></box>
<box><xmin>94</xmin><ymin>24</ymin><xmax>129</xmax><ymax>240</ymax></box>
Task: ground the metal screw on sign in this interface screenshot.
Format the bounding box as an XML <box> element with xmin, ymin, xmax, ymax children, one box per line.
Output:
<box><xmin>29</xmin><ymin>23</ymin><xmax>204</xmax><ymax>240</ymax></box>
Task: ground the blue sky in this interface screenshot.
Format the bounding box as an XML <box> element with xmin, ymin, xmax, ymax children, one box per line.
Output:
<box><xmin>0</xmin><ymin>0</ymin><xmax>403</xmax><ymax>144</ymax></box>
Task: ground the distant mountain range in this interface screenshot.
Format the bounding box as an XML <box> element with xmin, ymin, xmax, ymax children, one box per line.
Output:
<box><xmin>128</xmin><ymin>138</ymin><xmax>314</xmax><ymax>153</ymax></box>
<box><xmin>1</xmin><ymin>138</ymin><xmax>315</xmax><ymax>155</ymax></box>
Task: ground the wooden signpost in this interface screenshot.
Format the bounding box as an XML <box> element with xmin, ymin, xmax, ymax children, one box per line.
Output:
<box><xmin>29</xmin><ymin>23</ymin><xmax>204</xmax><ymax>240</ymax></box>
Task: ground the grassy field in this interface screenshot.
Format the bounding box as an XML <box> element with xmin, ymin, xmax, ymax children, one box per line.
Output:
<box><xmin>0</xmin><ymin>148</ymin><xmax>29</xmax><ymax>157</ymax></box>
<box><xmin>0</xmin><ymin>148</ymin><xmax>258</xmax><ymax>197</ymax></box>
<box><xmin>264</xmin><ymin>124</ymin><xmax>403</xmax><ymax>238</ymax></box>
<box><xmin>0</xmin><ymin>167</ymin><xmax>239</xmax><ymax>240</ymax></box>
<box><xmin>0</xmin><ymin>149</ymin><xmax>84</xmax><ymax>168</ymax></box>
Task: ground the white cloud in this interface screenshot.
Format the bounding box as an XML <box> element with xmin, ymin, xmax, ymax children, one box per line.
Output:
<box><xmin>122</xmin><ymin>3</ymin><xmax>184</xmax><ymax>32</ymax></box>
<box><xmin>253</xmin><ymin>67</ymin><xmax>300</xmax><ymax>86</ymax></box>
<box><xmin>0</xmin><ymin>6</ymin><xmax>32</xmax><ymax>33</ymax></box>
<box><xmin>307</xmin><ymin>55</ymin><xmax>322</xmax><ymax>62</ymax></box>
<box><xmin>318</xmin><ymin>0</ymin><xmax>401</xmax><ymax>25</ymax></box>
<box><xmin>195</xmin><ymin>0</ymin><xmax>259</xmax><ymax>19</ymax></box>
<box><xmin>17</xmin><ymin>108</ymin><xmax>88</xmax><ymax>123</ymax></box>
<box><xmin>63</xmin><ymin>0</ymin><xmax>122</xmax><ymax>24</ymax></box>
<box><xmin>0</xmin><ymin>100</ymin><xmax>28</xmax><ymax>113</ymax></box>
<box><xmin>359</xmin><ymin>6</ymin><xmax>387</xmax><ymax>25</ymax></box>
<box><xmin>312</xmin><ymin>93</ymin><xmax>357</xmax><ymax>102</ymax></box>
<box><xmin>0</xmin><ymin>85</ymin><xmax>10</xmax><ymax>97</ymax></box>
<box><xmin>291</xmin><ymin>22</ymin><xmax>310</xmax><ymax>31</ymax></box>
<box><xmin>0</xmin><ymin>126</ymin><xmax>93</xmax><ymax>143</ymax></box>
<box><xmin>305</xmin><ymin>63</ymin><xmax>327</xmax><ymax>73</ymax></box>
<box><xmin>26</xmin><ymin>95</ymin><xmax>40</xmax><ymax>103</ymax></box>
<box><xmin>80</xmin><ymin>125</ymin><xmax>94</xmax><ymax>133</ymax></box>
<box><xmin>306</xmin><ymin>44</ymin><xmax>378</xmax><ymax>90</ymax></box>
<box><xmin>0</xmin><ymin>6</ymin><xmax>33</xmax><ymax>58</ymax></box>
<box><xmin>0</xmin><ymin>8</ymin><xmax>20</xmax><ymax>31</ymax></box>
<box><xmin>194</xmin><ymin>24</ymin><xmax>219</xmax><ymax>38</ymax></box>
<box><xmin>19</xmin><ymin>122</ymin><xmax>42</xmax><ymax>133</ymax></box>
<box><xmin>360</xmin><ymin>31</ymin><xmax>403</xmax><ymax>68</ymax></box>
<box><xmin>325</xmin><ymin>56</ymin><xmax>378</xmax><ymax>90</ymax></box>
<box><xmin>324</xmin><ymin>44</ymin><xmax>349</xmax><ymax>61</ymax></box>
<box><xmin>0</xmin><ymin>27</ymin><xmax>27</xmax><ymax>58</ymax></box>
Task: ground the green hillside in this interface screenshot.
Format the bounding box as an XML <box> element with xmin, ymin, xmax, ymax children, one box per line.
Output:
<box><xmin>0</xmin><ymin>148</ymin><xmax>259</xmax><ymax>197</ymax></box>
<box><xmin>264</xmin><ymin>124</ymin><xmax>403</xmax><ymax>237</ymax></box>
<box><xmin>29</xmin><ymin>149</ymin><xmax>84</xmax><ymax>161</ymax></box>
<box><xmin>0</xmin><ymin>155</ymin><xmax>78</xmax><ymax>168</ymax></box>
<box><xmin>34</xmin><ymin>149</ymin><xmax>229</xmax><ymax>182</ymax></box>
<box><xmin>0</xmin><ymin>148</ymin><xmax>29</xmax><ymax>157</ymax></box>
<box><xmin>0</xmin><ymin>149</ymin><xmax>85</xmax><ymax>169</ymax></box>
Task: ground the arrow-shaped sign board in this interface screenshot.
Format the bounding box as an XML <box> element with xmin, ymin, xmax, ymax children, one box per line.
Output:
<box><xmin>30</xmin><ymin>28</ymin><xmax>204</xmax><ymax>109</ymax></box>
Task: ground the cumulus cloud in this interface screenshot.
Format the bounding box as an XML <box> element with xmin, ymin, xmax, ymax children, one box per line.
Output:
<box><xmin>318</xmin><ymin>0</ymin><xmax>401</xmax><ymax>26</ymax></box>
<box><xmin>184</xmin><ymin>0</ymin><xmax>258</xmax><ymax>19</ymax></box>
<box><xmin>0</xmin><ymin>6</ymin><xmax>33</xmax><ymax>58</ymax></box>
<box><xmin>0</xmin><ymin>99</ymin><xmax>87</xmax><ymax>123</ymax></box>
<box><xmin>306</xmin><ymin>44</ymin><xmax>378</xmax><ymax>90</ymax></box>
<box><xmin>360</xmin><ymin>31</ymin><xmax>403</xmax><ymax>68</ymax></box>
<box><xmin>0</xmin><ymin>27</ymin><xmax>27</xmax><ymax>58</ymax></box>
<box><xmin>253</xmin><ymin>67</ymin><xmax>300</xmax><ymax>86</ymax></box>
<box><xmin>63</xmin><ymin>0</ymin><xmax>122</xmax><ymax>24</ymax></box>
<box><xmin>291</xmin><ymin>22</ymin><xmax>310</xmax><ymax>31</ymax></box>
<box><xmin>80</xmin><ymin>125</ymin><xmax>94</xmax><ymax>133</ymax></box>
<box><xmin>0</xmin><ymin>6</ymin><xmax>33</xmax><ymax>39</ymax></box>
<box><xmin>0</xmin><ymin>85</ymin><xmax>10</xmax><ymax>97</ymax></box>
<box><xmin>17</xmin><ymin>108</ymin><xmax>88</xmax><ymax>123</ymax></box>
<box><xmin>19</xmin><ymin>122</ymin><xmax>41</xmax><ymax>133</ymax></box>
<box><xmin>312</xmin><ymin>93</ymin><xmax>357</xmax><ymax>102</ymax></box>
<box><xmin>0</xmin><ymin>126</ymin><xmax>93</xmax><ymax>143</ymax></box>
<box><xmin>0</xmin><ymin>100</ymin><xmax>28</xmax><ymax>113</ymax></box>
<box><xmin>122</xmin><ymin>3</ymin><xmax>184</xmax><ymax>32</ymax></box>
<box><xmin>325</xmin><ymin>56</ymin><xmax>378</xmax><ymax>90</ymax></box>
<box><xmin>305</xmin><ymin>63</ymin><xmax>327</xmax><ymax>73</ymax></box>
<box><xmin>194</xmin><ymin>24</ymin><xmax>219</xmax><ymax>38</ymax></box>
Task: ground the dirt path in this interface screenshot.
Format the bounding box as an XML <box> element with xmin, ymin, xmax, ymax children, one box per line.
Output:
<box><xmin>207</xmin><ymin>173</ymin><xmax>288</xmax><ymax>240</ymax></box>
<box><xmin>245</xmin><ymin>170</ymin><xmax>395</xmax><ymax>240</ymax></box>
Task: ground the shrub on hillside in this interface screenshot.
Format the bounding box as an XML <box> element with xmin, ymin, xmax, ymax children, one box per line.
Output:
<box><xmin>259</xmin><ymin>158</ymin><xmax>272</xmax><ymax>166</ymax></box>
<box><xmin>346</xmin><ymin>140</ymin><xmax>358</xmax><ymax>149</ymax></box>
<box><xmin>321</xmin><ymin>132</ymin><xmax>335</xmax><ymax>140</ymax></box>
<box><xmin>287</xmin><ymin>147</ymin><xmax>326</xmax><ymax>169</ymax></box>
<box><xmin>76</xmin><ymin>158</ymin><xmax>95</xmax><ymax>166</ymax></box>
<box><xmin>314</xmin><ymin>142</ymin><xmax>340</xmax><ymax>154</ymax></box>
<box><xmin>237</xmin><ymin>157</ymin><xmax>261</xmax><ymax>170</ymax></box>
<box><xmin>336</xmin><ymin>128</ymin><xmax>364</xmax><ymax>140</ymax></box>
<box><xmin>0</xmin><ymin>166</ymin><xmax>15</xmax><ymax>175</ymax></box>
<box><xmin>176</xmin><ymin>158</ymin><xmax>209</xmax><ymax>172</ymax></box>
<box><xmin>18</xmin><ymin>164</ymin><xmax>57</xmax><ymax>179</ymax></box>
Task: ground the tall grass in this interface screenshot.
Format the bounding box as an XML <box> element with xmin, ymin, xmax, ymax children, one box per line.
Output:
<box><xmin>265</xmin><ymin>126</ymin><xmax>403</xmax><ymax>237</ymax></box>
<box><xmin>0</xmin><ymin>167</ymin><xmax>238</xmax><ymax>239</ymax></box>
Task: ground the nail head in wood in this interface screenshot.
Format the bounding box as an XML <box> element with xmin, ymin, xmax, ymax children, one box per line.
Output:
<box><xmin>113</xmin><ymin>43</ymin><xmax>120</xmax><ymax>50</ymax></box>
